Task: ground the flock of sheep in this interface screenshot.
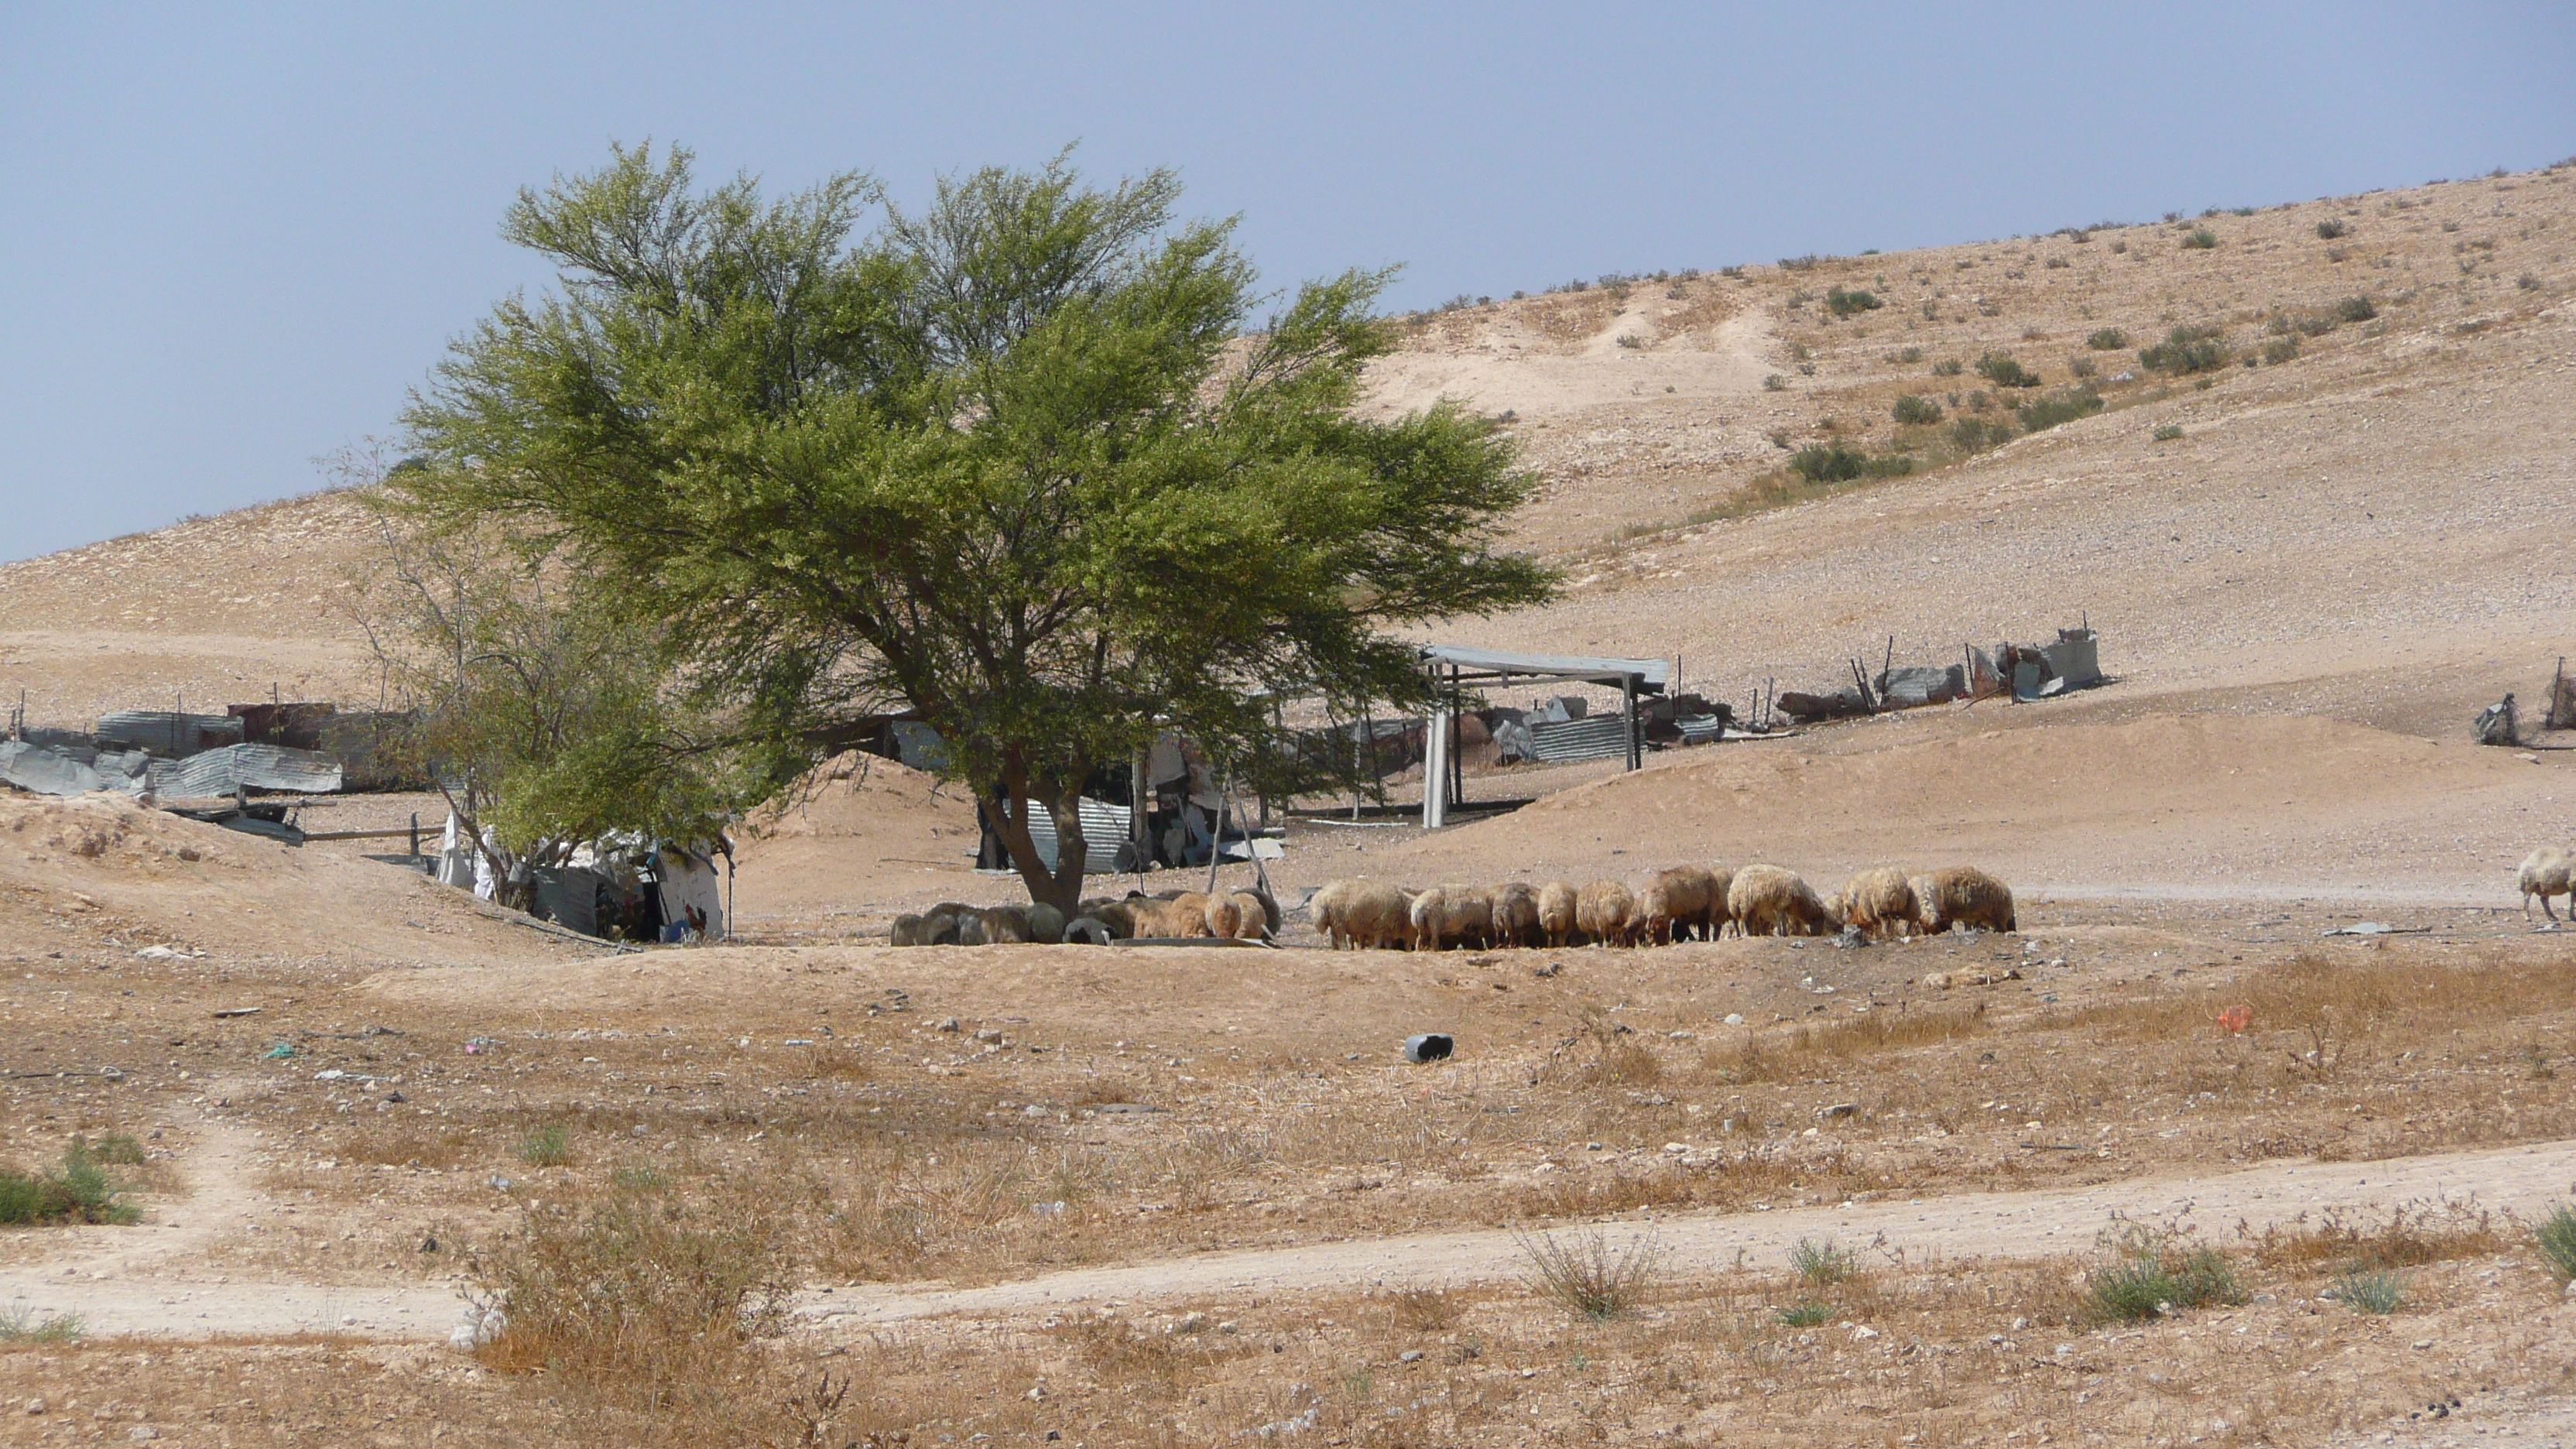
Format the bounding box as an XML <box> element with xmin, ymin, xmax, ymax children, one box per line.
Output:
<box><xmin>1312</xmin><ymin>862</ymin><xmax>2015</xmax><ymax>951</ymax></box>
<box><xmin>886</xmin><ymin>862</ymin><xmax>2015</xmax><ymax>950</ymax></box>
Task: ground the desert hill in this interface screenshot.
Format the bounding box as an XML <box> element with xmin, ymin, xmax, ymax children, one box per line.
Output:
<box><xmin>5</xmin><ymin>165</ymin><xmax>2574</xmax><ymax>919</ymax></box>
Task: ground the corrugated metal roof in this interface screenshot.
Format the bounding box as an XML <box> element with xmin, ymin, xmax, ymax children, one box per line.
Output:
<box><xmin>1525</xmin><ymin>714</ymin><xmax>1632</xmax><ymax>763</ymax></box>
<box><xmin>1419</xmin><ymin>644</ymin><xmax>1668</xmax><ymax>689</ymax></box>
<box><xmin>94</xmin><ymin>711</ymin><xmax>245</xmax><ymax>757</ymax></box>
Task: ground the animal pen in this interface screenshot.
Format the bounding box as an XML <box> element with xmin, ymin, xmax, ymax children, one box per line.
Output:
<box><xmin>1415</xmin><ymin>644</ymin><xmax>1670</xmax><ymax>828</ymax></box>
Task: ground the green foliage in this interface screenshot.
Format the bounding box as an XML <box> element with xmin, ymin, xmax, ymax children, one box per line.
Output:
<box><xmin>1824</xmin><ymin>286</ymin><xmax>1883</xmax><ymax>318</ymax></box>
<box><xmin>2316</xmin><ymin>218</ymin><xmax>2348</xmax><ymax>240</ymax></box>
<box><xmin>1890</xmin><ymin>394</ymin><xmax>1942</xmax><ymax>425</ymax></box>
<box><xmin>1949</xmin><ymin>417</ymin><xmax>2019</xmax><ymax>453</ymax></box>
<box><xmin>0</xmin><ymin>1304</ymin><xmax>84</xmax><ymax>1343</ymax></box>
<box><xmin>2085</xmin><ymin>327</ymin><xmax>2129</xmax><ymax>350</ymax></box>
<box><xmin>396</xmin><ymin>146</ymin><xmax>1549</xmax><ymax>912</ymax></box>
<box><xmin>2015</xmin><ymin>387</ymin><xmax>2105</xmax><ymax>433</ymax></box>
<box><xmin>2152</xmin><ymin>424</ymin><xmax>2184</xmax><ymax>442</ymax></box>
<box><xmin>2335</xmin><ymin>295</ymin><xmax>2378</xmax><ymax>323</ymax></box>
<box><xmin>1762</xmin><ymin>374</ymin><xmax>1789</xmax><ymax>392</ymax></box>
<box><xmin>1789</xmin><ymin>446</ymin><xmax>1913</xmax><ymax>484</ymax></box>
<box><xmin>83</xmin><ymin>1132</ymin><xmax>146</xmax><ymax>1166</ymax></box>
<box><xmin>2331</xmin><ymin>1266</ymin><xmax>2406</xmax><ymax>1314</ymax></box>
<box><xmin>2262</xmin><ymin>335</ymin><xmax>2302</xmax><ymax>365</ymax></box>
<box><xmin>2138</xmin><ymin>325</ymin><xmax>2232</xmax><ymax>374</ymax></box>
<box><xmin>1788</xmin><ymin>1236</ymin><xmax>1856</xmax><ymax>1289</ymax></box>
<box><xmin>1974</xmin><ymin>354</ymin><xmax>2040</xmax><ymax>388</ymax></box>
<box><xmin>1893</xmin><ymin>346</ymin><xmax>1923</xmax><ymax>363</ymax></box>
<box><xmin>2180</xmin><ymin>228</ymin><xmax>2218</xmax><ymax>249</ymax></box>
<box><xmin>1774</xmin><ymin>1301</ymin><xmax>1833</xmax><ymax>1327</ymax></box>
<box><xmin>2538</xmin><ymin>1203</ymin><xmax>2576</xmax><ymax>1283</ymax></box>
<box><xmin>518</xmin><ymin>1124</ymin><xmax>574</xmax><ymax>1167</ymax></box>
<box><xmin>1930</xmin><ymin>357</ymin><xmax>1964</xmax><ymax>377</ymax></box>
<box><xmin>0</xmin><ymin>1140</ymin><xmax>142</xmax><ymax>1226</ymax></box>
<box><xmin>2085</xmin><ymin>1222</ymin><xmax>2245</xmax><ymax>1324</ymax></box>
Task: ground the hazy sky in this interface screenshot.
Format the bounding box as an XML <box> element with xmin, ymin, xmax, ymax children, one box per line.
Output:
<box><xmin>3</xmin><ymin>2</ymin><xmax>2570</xmax><ymax>563</ymax></box>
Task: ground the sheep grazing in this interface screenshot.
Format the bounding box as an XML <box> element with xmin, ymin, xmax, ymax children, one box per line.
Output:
<box><xmin>1492</xmin><ymin>882</ymin><xmax>1542</xmax><ymax>947</ymax></box>
<box><xmin>1913</xmin><ymin>866</ymin><xmax>2017</xmax><ymax>934</ymax></box>
<box><xmin>1204</xmin><ymin>893</ymin><xmax>1244</xmax><ymax>940</ymax></box>
<box><xmin>1839</xmin><ymin>866</ymin><xmax>1919</xmax><ymax>940</ymax></box>
<box><xmin>1537</xmin><ymin>882</ymin><xmax>1580</xmax><ymax>947</ymax></box>
<box><xmin>1310</xmin><ymin>879</ymin><xmax>1410</xmax><ymax>950</ymax></box>
<box><xmin>1728</xmin><ymin>864</ymin><xmax>1834</xmax><ymax>937</ymax></box>
<box><xmin>1410</xmin><ymin>885</ymin><xmax>1495</xmax><ymax>952</ymax></box>
<box><xmin>1156</xmin><ymin>892</ymin><xmax>1220</xmax><ymax>938</ymax></box>
<box><xmin>1641</xmin><ymin>865</ymin><xmax>1722</xmax><ymax>944</ymax></box>
<box><xmin>2519</xmin><ymin>847</ymin><xmax>2576</xmax><ymax>920</ymax></box>
<box><xmin>1227</xmin><ymin>890</ymin><xmax>1271</xmax><ymax>940</ymax></box>
<box><xmin>1575</xmin><ymin>879</ymin><xmax>1640</xmax><ymax>947</ymax></box>
<box><xmin>1704</xmin><ymin>866</ymin><xmax>1737</xmax><ymax>937</ymax></box>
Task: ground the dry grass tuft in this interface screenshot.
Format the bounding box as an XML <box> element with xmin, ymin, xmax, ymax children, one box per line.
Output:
<box><xmin>1516</xmin><ymin>1227</ymin><xmax>1661</xmax><ymax>1319</ymax></box>
<box><xmin>2245</xmin><ymin>1199</ymin><xmax>2509</xmax><ymax>1273</ymax></box>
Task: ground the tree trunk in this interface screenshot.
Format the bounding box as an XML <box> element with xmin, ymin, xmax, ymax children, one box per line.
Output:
<box><xmin>985</xmin><ymin>757</ymin><xmax>1088</xmax><ymax>917</ymax></box>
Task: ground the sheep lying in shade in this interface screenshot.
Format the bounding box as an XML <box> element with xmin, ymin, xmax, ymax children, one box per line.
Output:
<box><xmin>2520</xmin><ymin>847</ymin><xmax>2576</xmax><ymax>920</ymax></box>
<box><xmin>1839</xmin><ymin>867</ymin><xmax>1918</xmax><ymax>940</ymax></box>
<box><xmin>1728</xmin><ymin>864</ymin><xmax>1834</xmax><ymax>937</ymax></box>
<box><xmin>1911</xmin><ymin>866</ymin><xmax>2016</xmax><ymax>934</ymax></box>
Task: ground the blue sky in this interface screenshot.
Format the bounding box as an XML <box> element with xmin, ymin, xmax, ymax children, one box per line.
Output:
<box><xmin>2</xmin><ymin>2</ymin><xmax>2570</xmax><ymax>563</ymax></box>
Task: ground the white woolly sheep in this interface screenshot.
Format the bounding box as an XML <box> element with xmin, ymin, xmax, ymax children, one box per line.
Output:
<box><xmin>1912</xmin><ymin>866</ymin><xmax>2016</xmax><ymax>933</ymax></box>
<box><xmin>1839</xmin><ymin>866</ymin><xmax>1918</xmax><ymax>940</ymax></box>
<box><xmin>1727</xmin><ymin>864</ymin><xmax>1833</xmax><ymax>937</ymax></box>
<box><xmin>1310</xmin><ymin>879</ymin><xmax>1410</xmax><ymax>950</ymax></box>
<box><xmin>1576</xmin><ymin>879</ymin><xmax>1639</xmax><ymax>947</ymax></box>
<box><xmin>1641</xmin><ymin>865</ymin><xmax>1722</xmax><ymax>944</ymax></box>
<box><xmin>2519</xmin><ymin>846</ymin><xmax>2575</xmax><ymax>920</ymax></box>
<box><xmin>1536</xmin><ymin>881</ymin><xmax>1580</xmax><ymax>947</ymax></box>
<box><xmin>1492</xmin><ymin>882</ymin><xmax>1542</xmax><ymax>947</ymax></box>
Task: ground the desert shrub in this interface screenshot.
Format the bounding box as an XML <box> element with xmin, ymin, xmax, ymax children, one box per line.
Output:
<box><xmin>1775</xmin><ymin>1301</ymin><xmax>1832</xmax><ymax>1327</ymax></box>
<box><xmin>0</xmin><ymin>1141</ymin><xmax>140</xmax><ymax>1226</ymax></box>
<box><xmin>2519</xmin><ymin>272</ymin><xmax>2543</xmax><ymax>290</ymax></box>
<box><xmin>2086</xmin><ymin>1226</ymin><xmax>2245</xmax><ymax>1324</ymax></box>
<box><xmin>2316</xmin><ymin>218</ymin><xmax>2348</xmax><ymax>239</ymax></box>
<box><xmin>2109</xmin><ymin>238</ymin><xmax>2128</xmax><ymax>253</ymax></box>
<box><xmin>2335</xmin><ymin>295</ymin><xmax>2377</xmax><ymax>322</ymax></box>
<box><xmin>1893</xmin><ymin>345</ymin><xmax>1923</xmax><ymax>363</ymax></box>
<box><xmin>2044</xmin><ymin>255</ymin><xmax>2069</xmax><ymax>269</ymax></box>
<box><xmin>2252</xmin><ymin>1201</ymin><xmax>2506</xmax><ymax>1273</ymax></box>
<box><xmin>2331</xmin><ymin>1267</ymin><xmax>2406</xmax><ymax>1315</ymax></box>
<box><xmin>1779</xmin><ymin>254</ymin><xmax>1823</xmax><ymax>272</ymax></box>
<box><xmin>2016</xmin><ymin>387</ymin><xmax>2104</xmax><ymax>433</ymax></box>
<box><xmin>2085</xmin><ymin>327</ymin><xmax>2129</xmax><ymax>350</ymax></box>
<box><xmin>1789</xmin><ymin>446</ymin><xmax>1913</xmax><ymax>484</ymax></box>
<box><xmin>1974</xmin><ymin>354</ymin><xmax>2040</xmax><ymax>388</ymax></box>
<box><xmin>2262</xmin><ymin>336</ymin><xmax>2301</xmax><ymax>365</ymax></box>
<box><xmin>1930</xmin><ymin>357</ymin><xmax>1964</xmax><ymax>376</ymax></box>
<box><xmin>518</xmin><ymin>1124</ymin><xmax>574</xmax><ymax>1167</ymax></box>
<box><xmin>2068</xmin><ymin>356</ymin><xmax>2097</xmax><ymax>379</ymax></box>
<box><xmin>1762</xmin><ymin>374</ymin><xmax>1788</xmax><ymax>392</ymax></box>
<box><xmin>2138</xmin><ymin>325</ymin><xmax>2232</xmax><ymax>374</ymax></box>
<box><xmin>1789</xmin><ymin>1237</ymin><xmax>1856</xmax><ymax>1290</ymax></box>
<box><xmin>0</xmin><ymin>1305</ymin><xmax>84</xmax><ymax>1343</ymax></box>
<box><xmin>474</xmin><ymin>1184</ymin><xmax>791</xmax><ymax>1414</ymax></box>
<box><xmin>1615</xmin><ymin>333</ymin><xmax>1645</xmax><ymax>349</ymax></box>
<box><xmin>2538</xmin><ymin>1204</ymin><xmax>2576</xmax><ymax>1283</ymax></box>
<box><xmin>81</xmin><ymin>1132</ymin><xmax>146</xmax><ymax>1166</ymax></box>
<box><xmin>1949</xmin><ymin>417</ymin><xmax>2018</xmax><ymax>452</ymax></box>
<box><xmin>2152</xmin><ymin>424</ymin><xmax>2184</xmax><ymax>442</ymax></box>
<box><xmin>1517</xmin><ymin>1228</ymin><xmax>1660</xmax><ymax>1320</ymax></box>
<box><xmin>2181</xmin><ymin>228</ymin><xmax>2218</xmax><ymax>249</ymax></box>
<box><xmin>1824</xmin><ymin>286</ymin><xmax>1883</xmax><ymax>317</ymax></box>
<box><xmin>1891</xmin><ymin>393</ymin><xmax>1942</xmax><ymax>425</ymax></box>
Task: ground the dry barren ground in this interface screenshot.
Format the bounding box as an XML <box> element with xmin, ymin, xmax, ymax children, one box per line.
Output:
<box><xmin>5</xmin><ymin>165</ymin><xmax>2576</xmax><ymax>1445</ymax></box>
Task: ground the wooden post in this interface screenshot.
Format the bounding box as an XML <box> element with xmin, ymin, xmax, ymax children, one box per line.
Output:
<box><xmin>1131</xmin><ymin>745</ymin><xmax>1152</xmax><ymax>868</ymax></box>
<box><xmin>2551</xmin><ymin>657</ymin><xmax>2568</xmax><ymax>731</ymax></box>
<box><xmin>1206</xmin><ymin>779</ymin><xmax>1229</xmax><ymax>895</ymax></box>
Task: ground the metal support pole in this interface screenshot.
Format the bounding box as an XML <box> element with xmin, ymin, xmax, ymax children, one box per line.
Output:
<box><xmin>1622</xmin><ymin>673</ymin><xmax>1639</xmax><ymax>770</ymax></box>
<box><xmin>1421</xmin><ymin>673</ymin><xmax>1448</xmax><ymax>830</ymax></box>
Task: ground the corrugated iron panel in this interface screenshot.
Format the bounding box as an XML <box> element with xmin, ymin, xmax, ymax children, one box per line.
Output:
<box><xmin>94</xmin><ymin>711</ymin><xmax>245</xmax><ymax>757</ymax></box>
<box><xmin>152</xmin><ymin>744</ymin><xmax>344</xmax><ymax>797</ymax></box>
<box><xmin>1526</xmin><ymin>714</ymin><xmax>1629</xmax><ymax>763</ymax></box>
<box><xmin>1022</xmin><ymin>798</ymin><xmax>1134</xmax><ymax>875</ymax></box>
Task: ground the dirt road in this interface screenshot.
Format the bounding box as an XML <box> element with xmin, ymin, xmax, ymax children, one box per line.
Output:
<box><xmin>10</xmin><ymin>1126</ymin><xmax>2565</xmax><ymax>1343</ymax></box>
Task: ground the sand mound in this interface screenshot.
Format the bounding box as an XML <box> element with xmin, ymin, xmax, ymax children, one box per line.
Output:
<box><xmin>731</xmin><ymin>752</ymin><xmax>986</xmax><ymax>932</ymax></box>
<box><xmin>0</xmin><ymin>790</ymin><xmax>546</xmax><ymax>965</ymax></box>
<box><xmin>1371</xmin><ymin>713</ymin><xmax>2552</xmax><ymax>903</ymax></box>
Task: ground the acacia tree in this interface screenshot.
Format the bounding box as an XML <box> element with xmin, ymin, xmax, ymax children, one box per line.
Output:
<box><xmin>396</xmin><ymin>145</ymin><xmax>1549</xmax><ymax>914</ymax></box>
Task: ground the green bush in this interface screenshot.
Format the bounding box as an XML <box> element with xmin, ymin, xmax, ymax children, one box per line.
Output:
<box><xmin>1789</xmin><ymin>1237</ymin><xmax>1857</xmax><ymax>1289</ymax></box>
<box><xmin>2016</xmin><ymin>387</ymin><xmax>2105</xmax><ymax>433</ymax></box>
<box><xmin>2316</xmin><ymin>218</ymin><xmax>2348</xmax><ymax>240</ymax></box>
<box><xmin>1775</xmin><ymin>1301</ymin><xmax>1833</xmax><ymax>1327</ymax></box>
<box><xmin>2152</xmin><ymin>423</ymin><xmax>2184</xmax><ymax>442</ymax></box>
<box><xmin>2181</xmin><ymin>229</ymin><xmax>2218</xmax><ymax>249</ymax></box>
<box><xmin>2068</xmin><ymin>357</ymin><xmax>2097</xmax><ymax>379</ymax></box>
<box><xmin>2138</xmin><ymin>325</ymin><xmax>2232</xmax><ymax>374</ymax></box>
<box><xmin>2335</xmin><ymin>295</ymin><xmax>2377</xmax><ymax>323</ymax></box>
<box><xmin>2331</xmin><ymin>1266</ymin><xmax>2406</xmax><ymax>1315</ymax></box>
<box><xmin>2087</xmin><ymin>1241</ymin><xmax>2244</xmax><ymax>1323</ymax></box>
<box><xmin>1974</xmin><ymin>354</ymin><xmax>2041</xmax><ymax>388</ymax></box>
<box><xmin>518</xmin><ymin>1124</ymin><xmax>574</xmax><ymax>1167</ymax></box>
<box><xmin>1930</xmin><ymin>358</ymin><xmax>1964</xmax><ymax>377</ymax></box>
<box><xmin>2085</xmin><ymin>327</ymin><xmax>2129</xmax><ymax>350</ymax></box>
<box><xmin>2262</xmin><ymin>336</ymin><xmax>2301</xmax><ymax>365</ymax></box>
<box><xmin>1824</xmin><ymin>286</ymin><xmax>1884</xmax><ymax>318</ymax></box>
<box><xmin>1891</xmin><ymin>394</ymin><xmax>1943</xmax><ymax>425</ymax></box>
<box><xmin>2539</xmin><ymin>1203</ymin><xmax>2576</xmax><ymax>1283</ymax></box>
<box><xmin>0</xmin><ymin>1142</ymin><xmax>141</xmax><ymax>1226</ymax></box>
<box><xmin>1948</xmin><ymin>417</ymin><xmax>2018</xmax><ymax>453</ymax></box>
<box><xmin>1789</xmin><ymin>447</ymin><xmax>1914</xmax><ymax>484</ymax></box>
<box><xmin>1762</xmin><ymin>374</ymin><xmax>1789</xmax><ymax>392</ymax></box>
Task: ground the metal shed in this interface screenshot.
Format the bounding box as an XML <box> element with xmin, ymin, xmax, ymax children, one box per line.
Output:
<box><xmin>1415</xmin><ymin>644</ymin><xmax>1669</xmax><ymax>828</ymax></box>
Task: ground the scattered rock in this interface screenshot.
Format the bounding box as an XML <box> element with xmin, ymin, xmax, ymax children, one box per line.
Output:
<box><xmin>1398</xmin><ymin>1348</ymin><xmax>1425</xmax><ymax>1363</ymax></box>
<box><xmin>936</xmin><ymin>1017</ymin><xmax>961</xmax><ymax>1033</ymax></box>
<box><xmin>1817</xmin><ymin>1102</ymin><xmax>1858</xmax><ymax>1120</ymax></box>
<box><xmin>1850</xmin><ymin>1325</ymin><xmax>1879</xmax><ymax>1341</ymax></box>
<box><xmin>134</xmin><ymin>945</ymin><xmax>179</xmax><ymax>961</ymax></box>
<box><xmin>1924</xmin><ymin>967</ymin><xmax>2021</xmax><ymax>989</ymax></box>
<box><xmin>1723</xmin><ymin>1012</ymin><xmax>1745</xmax><ymax>1026</ymax></box>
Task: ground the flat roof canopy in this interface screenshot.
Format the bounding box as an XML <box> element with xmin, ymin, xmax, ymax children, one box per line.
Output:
<box><xmin>1418</xmin><ymin>643</ymin><xmax>1668</xmax><ymax>693</ymax></box>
